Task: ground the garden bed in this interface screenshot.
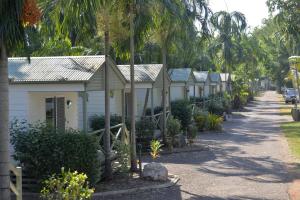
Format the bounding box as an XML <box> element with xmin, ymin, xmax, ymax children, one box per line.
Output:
<box><xmin>94</xmin><ymin>173</ymin><xmax>178</xmax><ymax>195</ymax></box>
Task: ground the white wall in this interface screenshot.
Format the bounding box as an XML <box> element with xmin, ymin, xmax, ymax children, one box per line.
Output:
<box><xmin>134</xmin><ymin>87</ymin><xmax>164</xmax><ymax>117</ymax></box>
<box><xmin>28</xmin><ymin>92</ymin><xmax>79</xmax><ymax>129</ymax></box>
<box><xmin>170</xmin><ymin>85</ymin><xmax>185</xmax><ymax>101</ymax></box>
<box><xmin>9</xmin><ymin>85</ymin><xmax>29</xmax><ymax>122</ymax></box>
<box><xmin>189</xmin><ymin>85</ymin><xmax>195</xmax><ymax>97</ymax></box>
<box><xmin>82</xmin><ymin>90</ymin><xmax>122</xmax><ymax>130</ymax></box>
<box><xmin>204</xmin><ymin>85</ymin><xmax>210</xmax><ymax>97</ymax></box>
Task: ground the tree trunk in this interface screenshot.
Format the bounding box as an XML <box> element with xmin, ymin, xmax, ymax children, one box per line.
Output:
<box><xmin>130</xmin><ymin>2</ymin><xmax>137</xmax><ymax>172</ymax></box>
<box><xmin>0</xmin><ymin>41</ymin><xmax>11</xmax><ymax>200</ymax></box>
<box><xmin>161</xmin><ymin>44</ymin><xmax>167</xmax><ymax>144</ymax></box>
<box><xmin>104</xmin><ymin>21</ymin><xmax>112</xmax><ymax>180</ymax></box>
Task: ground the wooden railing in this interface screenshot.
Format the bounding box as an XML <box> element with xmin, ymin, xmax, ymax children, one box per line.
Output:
<box><xmin>191</xmin><ymin>96</ymin><xmax>223</xmax><ymax>114</ymax></box>
<box><xmin>142</xmin><ymin>111</ymin><xmax>170</xmax><ymax>131</ymax></box>
<box><xmin>10</xmin><ymin>164</ymin><xmax>22</xmax><ymax>200</ymax></box>
<box><xmin>91</xmin><ymin>123</ymin><xmax>129</xmax><ymax>152</ymax></box>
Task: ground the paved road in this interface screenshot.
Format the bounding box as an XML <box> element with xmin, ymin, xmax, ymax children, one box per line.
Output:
<box><xmin>102</xmin><ymin>91</ymin><xmax>294</xmax><ymax>200</ymax></box>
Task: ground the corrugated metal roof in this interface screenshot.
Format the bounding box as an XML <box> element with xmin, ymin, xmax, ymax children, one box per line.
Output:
<box><xmin>117</xmin><ymin>64</ymin><xmax>163</xmax><ymax>82</ymax></box>
<box><xmin>220</xmin><ymin>73</ymin><xmax>230</xmax><ymax>82</ymax></box>
<box><xmin>193</xmin><ymin>71</ymin><xmax>208</xmax><ymax>82</ymax></box>
<box><xmin>8</xmin><ymin>56</ymin><xmax>105</xmax><ymax>82</ymax></box>
<box><xmin>168</xmin><ymin>68</ymin><xmax>192</xmax><ymax>82</ymax></box>
<box><xmin>209</xmin><ymin>72</ymin><xmax>221</xmax><ymax>82</ymax></box>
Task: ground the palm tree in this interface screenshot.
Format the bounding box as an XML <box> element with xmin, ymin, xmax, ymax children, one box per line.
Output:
<box><xmin>211</xmin><ymin>11</ymin><xmax>247</xmax><ymax>91</ymax></box>
<box><xmin>39</xmin><ymin>0</ymin><xmax>116</xmax><ymax>180</ymax></box>
<box><xmin>150</xmin><ymin>0</ymin><xmax>210</xmax><ymax>141</ymax></box>
<box><xmin>112</xmin><ymin>0</ymin><xmax>153</xmax><ymax>171</ymax></box>
<box><xmin>0</xmin><ymin>0</ymin><xmax>39</xmax><ymax>198</ymax></box>
<box><xmin>149</xmin><ymin>0</ymin><xmax>182</xmax><ymax>142</ymax></box>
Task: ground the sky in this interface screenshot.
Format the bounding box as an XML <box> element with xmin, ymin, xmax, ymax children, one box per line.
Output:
<box><xmin>208</xmin><ymin>0</ymin><xmax>270</xmax><ymax>29</ymax></box>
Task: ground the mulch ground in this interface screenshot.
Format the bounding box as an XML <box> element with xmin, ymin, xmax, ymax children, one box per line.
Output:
<box><xmin>95</xmin><ymin>173</ymin><xmax>170</xmax><ymax>193</ymax></box>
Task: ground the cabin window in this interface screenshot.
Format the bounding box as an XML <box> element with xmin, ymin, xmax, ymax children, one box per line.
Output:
<box><xmin>45</xmin><ymin>97</ymin><xmax>65</xmax><ymax>130</ymax></box>
<box><xmin>46</xmin><ymin>98</ymin><xmax>56</xmax><ymax>127</ymax></box>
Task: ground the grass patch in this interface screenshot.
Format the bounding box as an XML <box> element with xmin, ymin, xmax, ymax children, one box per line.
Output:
<box><xmin>281</xmin><ymin>122</ymin><xmax>300</xmax><ymax>159</ymax></box>
<box><xmin>280</xmin><ymin>106</ymin><xmax>292</xmax><ymax>116</ymax></box>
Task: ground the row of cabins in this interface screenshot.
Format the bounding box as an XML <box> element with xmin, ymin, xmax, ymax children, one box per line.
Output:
<box><xmin>8</xmin><ymin>55</ymin><xmax>231</xmax><ymax>132</ymax></box>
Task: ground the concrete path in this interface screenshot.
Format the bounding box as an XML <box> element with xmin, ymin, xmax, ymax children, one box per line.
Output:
<box><xmin>102</xmin><ymin>91</ymin><xmax>294</xmax><ymax>200</ymax></box>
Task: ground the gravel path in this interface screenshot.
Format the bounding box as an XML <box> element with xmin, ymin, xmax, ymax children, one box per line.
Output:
<box><xmin>100</xmin><ymin>91</ymin><xmax>293</xmax><ymax>200</ymax></box>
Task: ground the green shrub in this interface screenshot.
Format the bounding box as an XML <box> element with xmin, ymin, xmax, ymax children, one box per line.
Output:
<box><xmin>187</xmin><ymin>125</ymin><xmax>198</xmax><ymax>143</ymax></box>
<box><xmin>171</xmin><ymin>100</ymin><xmax>193</xmax><ymax>129</ymax></box>
<box><xmin>167</xmin><ymin>115</ymin><xmax>182</xmax><ymax>144</ymax></box>
<box><xmin>136</xmin><ymin>118</ymin><xmax>156</xmax><ymax>138</ymax></box>
<box><xmin>194</xmin><ymin>113</ymin><xmax>207</xmax><ymax>131</ymax></box>
<box><xmin>150</xmin><ymin>140</ymin><xmax>163</xmax><ymax>160</ymax></box>
<box><xmin>41</xmin><ymin>168</ymin><xmax>94</xmax><ymax>200</ymax></box>
<box><xmin>10</xmin><ymin>121</ymin><xmax>101</xmax><ymax>185</ymax></box>
<box><xmin>90</xmin><ymin>114</ymin><xmax>126</xmax><ymax>131</ymax></box>
<box><xmin>207</xmin><ymin>100</ymin><xmax>225</xmax><ymax>116</ymax></box>
<box><xmin>145</xmin><ymin>106</ymin><xmax>163</xmax><ymax>116</ymax></box>
<box><xmin>114</xmin><ymin>141</ymin><xmax>130</xmax><ymax>173</ymax></box>
<box><xmin>207</xmin><ymin>113</ymin><xmax>223</xmax><ymax>131</ymax></box>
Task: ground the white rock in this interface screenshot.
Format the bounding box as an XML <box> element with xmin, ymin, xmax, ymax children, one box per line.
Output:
<box><xmin>143</xmin><ymin>162</ymin><xmax>168</xmax><ymax>181</ymax></box>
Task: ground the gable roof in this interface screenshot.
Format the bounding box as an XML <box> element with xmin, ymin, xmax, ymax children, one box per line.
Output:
<box><xmin>193</xmin><ymin>71</ymin><xmax>208</xmax><ymax>82</ymax></box>
<box><xmin>117</xmin><ymin>64</ymin><xmax>163</xmax><ymax>82</ymax></box>
<box><xmin>209</xmin><ymin>72</ymin><xmax>221</xmax><ymax>82</ymax></box>
<box><xmin>220</xmin><ymin>73</ymin><xmax>230</xmax><ymax>82</ymax></box>
<box><xmin>168</xmin><ymin>68</ymin><xmax>193</xmax><ymax>82</ymax></box>
<box><xmin>8</xmin><ymin>56</ymin><xmax>106</xmax><ymax>83</ymax></box>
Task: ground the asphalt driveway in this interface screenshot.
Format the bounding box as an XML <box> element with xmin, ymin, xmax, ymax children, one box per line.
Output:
<box><xmin>102</xmin><ymin>91</ymin><xmax>294</xmax><ymax>200</ymax></box>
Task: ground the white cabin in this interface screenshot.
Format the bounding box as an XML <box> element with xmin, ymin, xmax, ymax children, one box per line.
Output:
<box><xmin>220</xmin><ymin>73</ymin><xmax>231</xmax><ymax>93</ymax></box>
<box><xmin>168</xmin><ymin>68</ymin><xmax>196</xmax><ymax>101</ymax></box>
<box><xmin>117</xmin><ymin>64</ymin><xmax>171</xmax><ymax>118</ymax></box>
<box><xmin>8</xmin><ymin>56</ymin><xmax>126</xmax><ymax>132</ymax></box>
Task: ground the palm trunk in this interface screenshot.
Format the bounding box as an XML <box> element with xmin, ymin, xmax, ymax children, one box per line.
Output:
<box><xmin>162</xmin><ymin>43</ymin><xmax>167</xmax><ymax>144</ymax></box>
<box><xmin>129</xmin><ymin>3</ymin><xmax>137</xmax><ymax>172</ymax></box>
<box><xmin>104</xmin><ymin>21</ymin><xmax>112</xmax><ymax>180</ymax></box>
<box><xmin>0</xmin><ymin>41</ymin><xmax>11</xmax><ymax>200</ymax></box>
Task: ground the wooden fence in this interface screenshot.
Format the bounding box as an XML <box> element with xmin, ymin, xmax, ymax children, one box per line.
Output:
<box><xmin>10</xmin><ymin>164</ymin><xmax>22</xmax><ymax>200</ymax></box>
<box><xmin>91</xmin><ymin>123</ymin><xmax>129</xmax><ymax>152</ymax></box>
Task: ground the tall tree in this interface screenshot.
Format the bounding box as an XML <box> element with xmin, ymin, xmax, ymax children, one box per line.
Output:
<box><xmin>0</xmin><ymin>0</ymin><xmax>40</xmax><ymax>198</ymax></box>
<box><xmin>39</xmin><ymin>0</ymin><xmax>117</xmax><ymax>179</ymax></box>
<box><xmin>211</xmin><ymin>11</ymin><xmax>247</xmax><ymax>90</ymax></box>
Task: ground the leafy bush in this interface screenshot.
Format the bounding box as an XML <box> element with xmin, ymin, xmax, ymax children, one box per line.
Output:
<box><xmin>194</xmin><ymin>113</ymin><xmax>207</xmax><ymax>131</ymax></box>
<box><xmin>136</xmin><ymin>118</ymin><xmax>156</xmax><ymax>138</ymax></box>
<box><xmin>114</xmin><ymin>141</ymin><xmax>130</xmax><ymax>173</ymax></box>
<box><xmin>171</xmin><ymin>100</ymin><xmax>193</xmax><ymax>129</ymax></box>
<box><xmin>207</xmin><ymin>113</ymin><xmax>223</xmax><ymax>131</ymax></box>
<box><xmin>90</xmin><ymin>114</ymin><xmax>126</xmax><ymax>131</ymax></box>
<box><xmin>150</xmin><ymin>140</ymin><xmax>163</xmax><ymax>160</ymax></box>
<box><xmin>167</xmin><ymin>115</ymin><xmax>182</xmax><ymax>147</ymax></box>
<box><xmin>232</xmin><ymin>92</ymin><xmax>249</xmax><ymax>110</ymax></box>
<box><xmin>187</xmin><ymin>125</ymin><xmax>198</xmax><ymax>143</ymax></box>
<box><xmin>207</xmin><ymin>100</ymin><xmax>225</xmax><ymax>116</ymax></box>
<box><xmin>10</xmin><ymin>121</ymin><xmax>101</xmax><ymax>185</ymax></box>
<box><xmin>41</xmin><ymin>168</ymin><xmax>94</xmax><ymax>200</ymax></box>
<box><xmin>145</xmin><ymin>106</ymin><xmax>163</xmax><ymax>116</ymax></box>
<box><xmin>222</xmin><ymin>92</ymin><xmax>232</xmax><ymax>113</ymax></box>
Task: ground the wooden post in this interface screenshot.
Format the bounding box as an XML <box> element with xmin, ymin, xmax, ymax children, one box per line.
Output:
<box><xmin>129</xmin><ymin>2</ymin><xmax>137</xmax><ymax>171</ymax></box>
<box><xmin>82</xmin><ymin>91</ymin><xmax>88</xmax><ymax>133</ymax></box>
<box><xmin>151</xmin><ymin>88</ymin><xmax>154</xmax><ymax>120</ymax></box>
<box><xmin>121</xmin><ymin>89</ymin><xmax>126</xmax><ymax>143</ymax></box>
<box><xmin>16</xmin><ymin>167</ymin><xmax>22</xmax><ymax>200</ymax></box>
<box><xmin>142</xmin><ymin>88</ymin><xmax>150</xmax><ymax>117</ymax></box>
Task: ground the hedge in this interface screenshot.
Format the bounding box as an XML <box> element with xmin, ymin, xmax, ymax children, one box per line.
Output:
<box><xmin>10</xmin><ymin>121</ymin><xmax>101</xmax><ymax>186</ymax></box>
